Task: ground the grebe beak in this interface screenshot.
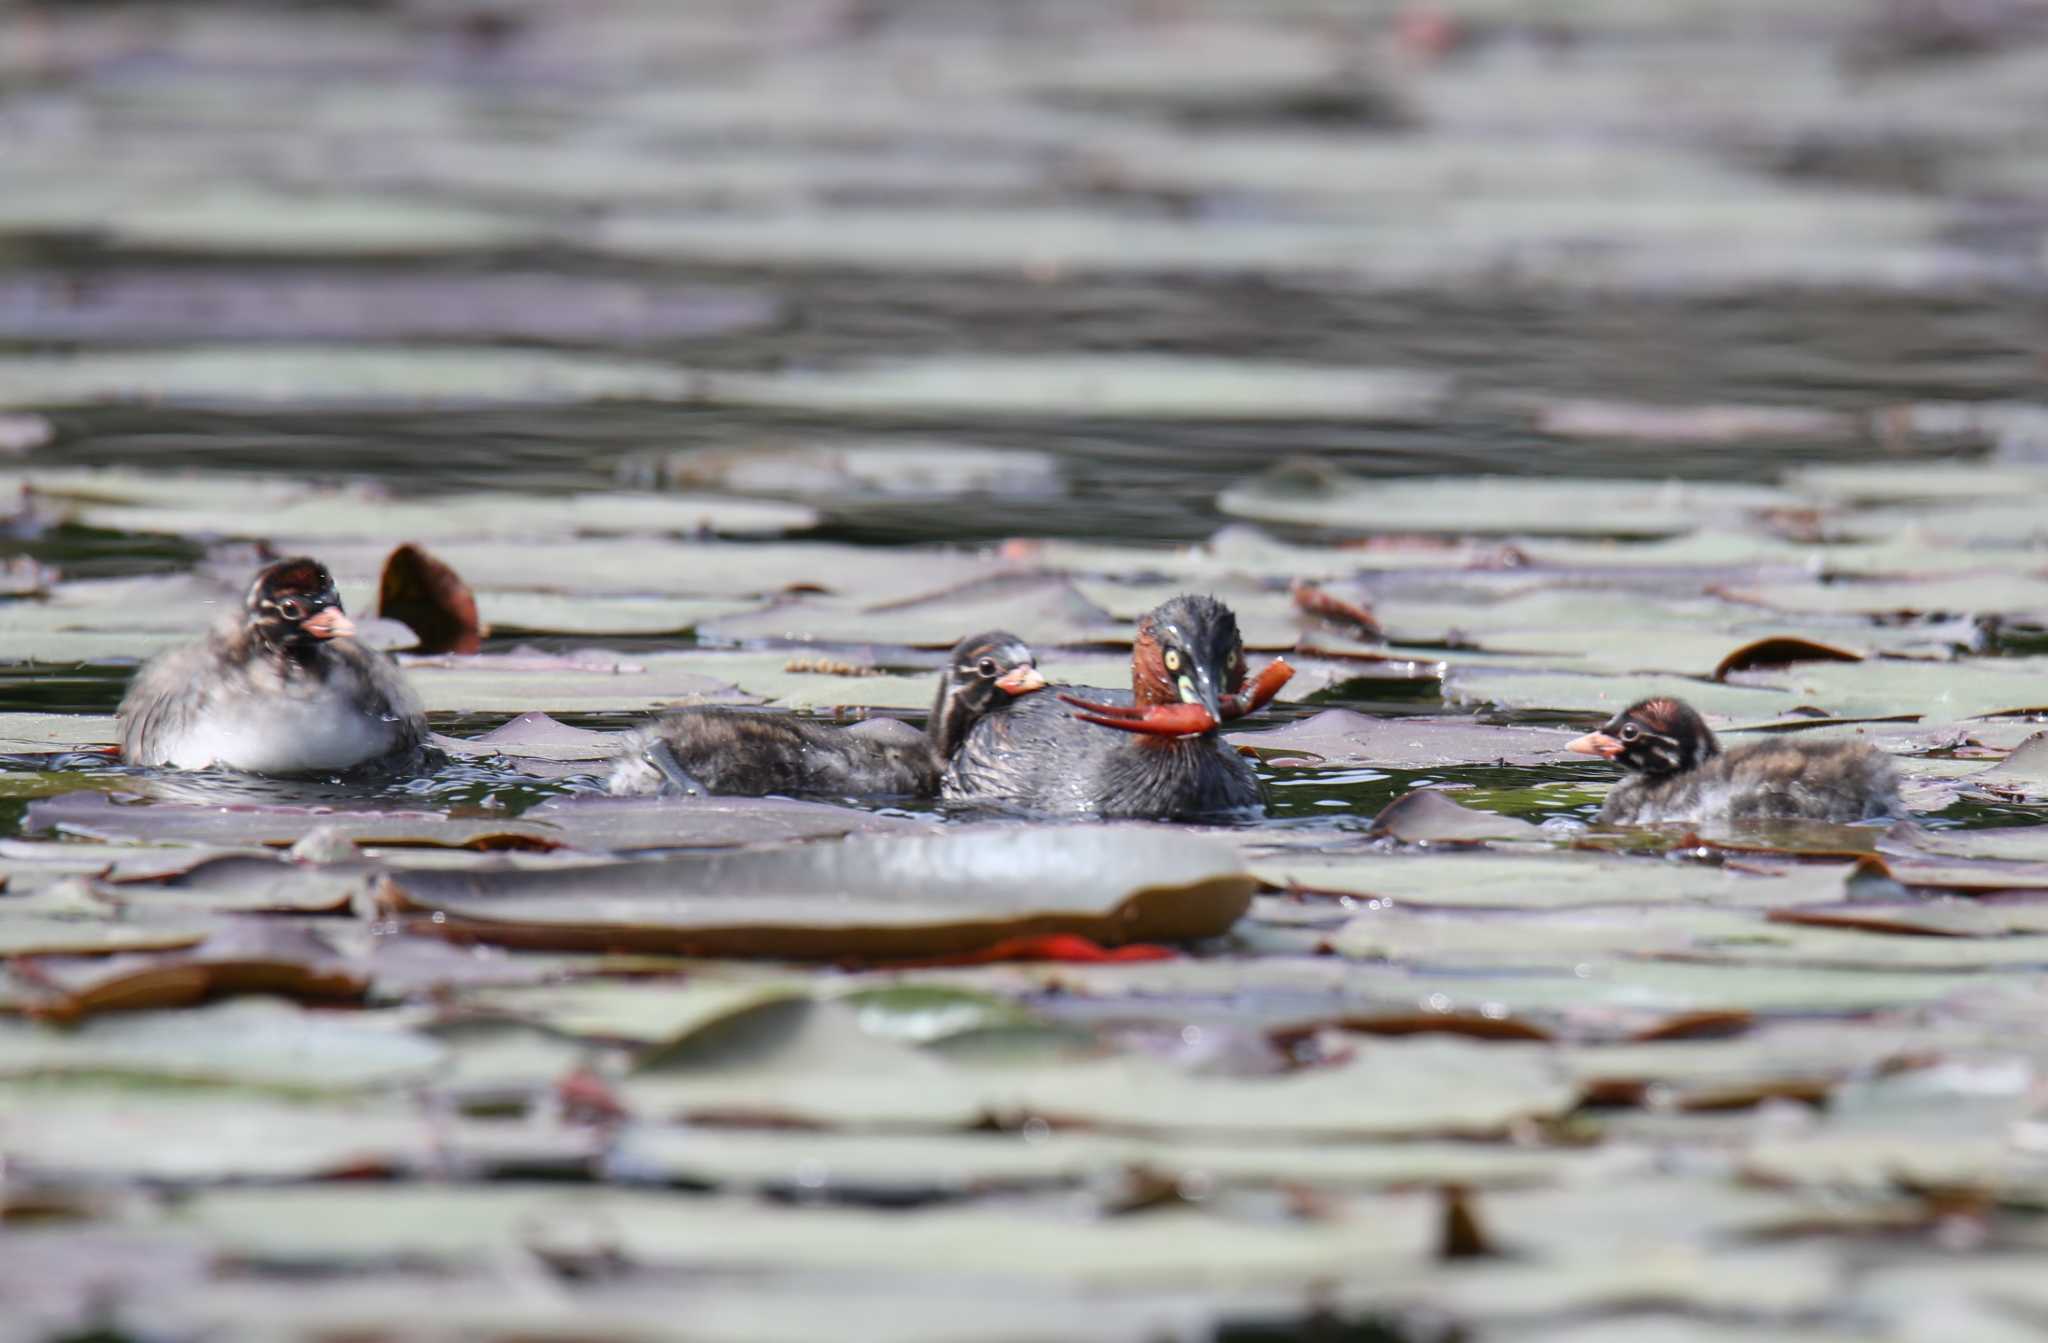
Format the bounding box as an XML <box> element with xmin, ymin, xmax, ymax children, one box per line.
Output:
<box><xmin>996</xmin><ymin>665</ymin><xmax>1048</xmax><ymax>695</ymax></box>
<box><xmin>302</xmin><ymin>607</ymin><xmax>357</xmax><ymax>641</ymax></box>
<box><xmin>1567</xmin><ymin>731</ymin><xmax>1624</xmax><ymax>760</ymax></box>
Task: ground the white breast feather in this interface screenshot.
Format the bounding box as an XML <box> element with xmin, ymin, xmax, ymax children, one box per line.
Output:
<box><xmin>157</xmin><ymin>679</ymin><xmax>403</xmax><ymax>773</ymax></box>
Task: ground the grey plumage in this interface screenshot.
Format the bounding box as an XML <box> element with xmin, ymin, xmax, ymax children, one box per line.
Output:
<box><xmin>940</xmin><ymin>594</ymin><xmax>1265</xmax><ymax>821</ymax></box>
<box><xmin>940</xmin><ymin>686</ymin><xmax>1261</xmax><ymax>819</ymax></box>
<box><xmin>1574</xmin><ymin>697</ymin><xmax>1902</xmax><ymax>826</ymax></box>
<box><xmin>1598</xmin><ymin>736</ymin><xmax>1904</xmax><ymax>825</ymax></box>
<box><xmin>608</xmin><ymin>630</ymin><xmax>1040</xmax><ymax>798</ymax></box>
<box><xmin>119</xmin><ymin>557</ymin><xmax>425</xmax><ymax>775</ymax></box>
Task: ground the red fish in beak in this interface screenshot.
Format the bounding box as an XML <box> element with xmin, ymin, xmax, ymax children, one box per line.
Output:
<box><xmin>1061</xmin><ymin>658</ymin><xmax>1294</xmax><ymax>738</ymax></box>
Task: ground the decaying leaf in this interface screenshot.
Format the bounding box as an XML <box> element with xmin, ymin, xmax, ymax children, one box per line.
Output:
<box><xmin>377</xmin><ymin>543</ymin><xmax>484</xmax><ymax>655</ymax></box>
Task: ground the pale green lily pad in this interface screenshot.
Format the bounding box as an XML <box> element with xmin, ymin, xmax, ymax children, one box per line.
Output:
<box><xmin>1271</xmin><ymin>853</ymin><xmax>1859</xmax><ymax>912</ymax></box>
<box><xmin>1526</xmin><ymin>397</ymin><xmax>1857</xmax><ymax>443</ymax></box>
<box><xmin>479</xmin><ymin>592</ymin><xmax>757</xmax><ymax>637</ymax></box>
<box><xmin>1740</xmin><ymin>1130</ymin><xmax>2048</xmax><ymax>1199</ymax></box>
<box><xmin>19</xmin><ymin>468</ymin><xmax>815</xmax><ymax>542</ymax></box>
<box><xmin>31</xmin><ymin>790</ymin><xmax>915</xmax><ymax>852</ymax></box>
<box><xmin>698</xmin><ymin>574</ymin><xmax>1120</xmax><ymax>649</ymax></box>
<box><xmin>1905</xmin><ymin>825</ymin><xmax>2048</xmax><ymax>862</ymax></box>
<box><xmin>916</xmin><ymin>953</ymin><xmax>1992</xmax><ymax>1021</ymax></box>
<box><xmin>1230</xmin><ymin>710</ymin><xmax>1575</xmax><ymax>768</ymax></box>
<box><xmin>379</xmin><ymin>826</ymin><xmax>1254</xmax><ymax>959</ymax></box>
<box><xmin>104</xmin><ymin>188</ymin><xmax>547</xmax><ymax>254</ymax></box>
<box><xmin>1715</xmin><ymin>571</ymin><xmax>2048</xmax><ymax>618</ymax></box>
<box><xmin>1028</xmin><ymin>526</ymin><xmax>1503</xmax><ymax>583</ymax></box>
<box><xmin>607</xmin><ymin>1123</ymin><xmax>1644</xmax><ymax>1196</ymax></box>
<box><xmin>0</xmin><ymin>1091</ymin><xmax>600</xmax><ymax>1183</ymax></box>
<box><xmin>0</xmin><ymin>349</ymin><xmax>705</xmax><ymax>410</ymax></box>
<box><xmin>1443</xmin><ymin>668</ymin><xmax>1795</xmax><ymax>718</ymax></box>
<box><xmin>1374</xmin><ymin>589</ymin><xmax>1765</xmax><ymax>647</ymax></box>
<box><xmin>0</xmin><ymin>714</ymin><xmax>120</xmax><ymax>751</ymax></box>
<box><xmin>691</xmin><ymin>356</ymin><xmax>1451</xmax><ymax>422</ymax></box>
<box><xmin>1415</xmin><ymin>1232</ymin><xmax>1844</xmax><ymax>1322</ymax></box>
<box><xmin>445</xmin><ymin>979</ymin><xmax>807</xmax><ymax>1046</ymax></box>
<box><xmin>1335</xmin><ymin>904</ymin><xmax>1768</xmax><ymax>967</ymax></box>
<box><xmin>0</xmin><ymin>998</ymin><xmax>442</xmax><ymax>1090</ymax></box>
<box><xmin>175</xmin><ymin>1183</ymin><xmax>1436</xmax><ymax>1284</ymax></box>
<box><xmin>314</xmin><ymin>538</ymin><xmax>1007</xmax><ymax>605</ymax></box>
<box><xmin>1219</xmin><ymin>470</ymin><xmax>1792</xmax><ymax>536</ymax></box>
<box><xmin>624</xmin><ymin>999</ymin><xmax>1572</xmax><ymax>1137</ymax></box>
<box><xmin>628</xmin><ymin>439</ymin><xmax>1062</xmax><ymax>501</ymax></box>
<box><xmin>0</xmin><ymin>918</ymin><xmax>207</xmax><ymax>957</ymax></box>
<box><xmin>1068</xmin><ymin>577</ymin><xmax>1379</xmax><ymax>653</ymax></box>
<box><xmin>1743</xmin><ymin>657</ymin><xmax>2048</xmax><ymax>721</ymax></box>
<box><xmin>97</xmin><ymin>854</ymin><xmax>376</xmax><ymax>913</ymax></box>
<box><xmin>404</xmin><ymin>648</ymin><xmax>1136</xmax><ymax>717</ymax></box>
<box><xmin>398</xmin><ymin>650</ymin><xmax>754</xmax><ymax>716</ymax></box>
<box><xmin>597</xmin><ymin>206</ymin><xmax>1454</xmax><ymax>281</ymax></box>
<box><xmin>1785</xmin><ymin>461</ymin><xmax>2048</xmax><ymax>502</ymax></box>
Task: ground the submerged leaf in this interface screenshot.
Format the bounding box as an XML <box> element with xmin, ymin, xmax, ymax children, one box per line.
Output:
<box><xmin>1368</xmin><ymin>789</ymin><xmax>1546</xmax><ymax>844</ymax></box>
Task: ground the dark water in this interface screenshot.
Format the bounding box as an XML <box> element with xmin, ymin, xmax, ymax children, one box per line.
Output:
<box><xmin>23</xmin><ymin>273</ymin><xmax>2047</xmax><ymax>545</ymax></box>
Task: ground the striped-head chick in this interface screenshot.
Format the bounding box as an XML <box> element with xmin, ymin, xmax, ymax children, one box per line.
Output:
<box><xmin>1568</xmin><ymin>696</ymin><xmax>1720</xmax><ymax>780</ymax></box>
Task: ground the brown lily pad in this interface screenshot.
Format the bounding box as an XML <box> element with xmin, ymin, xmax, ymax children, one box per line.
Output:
<box><xmin>378</xmin><ymin>542</ymin><xmax>484</xmax><ymax>655</ymax></box>
<box><xmin>1713</xmin><ymin>636</ymin><xmax>1865</xmax><ymax>682</ymax></box>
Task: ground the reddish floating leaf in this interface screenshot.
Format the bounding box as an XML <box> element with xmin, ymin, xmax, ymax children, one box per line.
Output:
<box><xmin>378</xmin><ymin>542</ymin><xmax>484</xmax><ymax>655</ymax></box>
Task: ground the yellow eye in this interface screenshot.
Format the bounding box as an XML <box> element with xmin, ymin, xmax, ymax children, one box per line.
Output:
<box><xmin>1164</xmin><ymin>649</ymin><xmax>1182</xmax><ymax>673</ymax></box>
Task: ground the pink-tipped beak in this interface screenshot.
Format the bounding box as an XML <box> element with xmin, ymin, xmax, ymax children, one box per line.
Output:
<box><xmin>996</xmin><ymin>665</ymin><xmax>1048</xmax><ymax>696</ymax></box>
<box><xmin>301</xmin><ymin>606</ymin><xmax>357</xmax><ymax>641</ymax></box>
<box><xmin>1567</xmin><ymin>731</ymin><xmax>1623</xmax><ymax>760</ymax></box>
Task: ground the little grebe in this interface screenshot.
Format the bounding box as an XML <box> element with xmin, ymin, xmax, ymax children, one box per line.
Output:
<box><xmin>1568</xmin><ymin>696</ymin><xmax>1902</xmax><ymax>826</ymax></box>
<box><xmin>940</xmin><ymin>594</ymin><xmax>1292</xmax><ymax>820</ymax></box>
<box><xmin>608</xmin><ymin>630</ymin><xmax>1044</xmax><ymax>798</ymax></box>
<box><xmin>120</xmin><ymin>557</ymin><xmax>426</xmax><ymax>774</ymax></box>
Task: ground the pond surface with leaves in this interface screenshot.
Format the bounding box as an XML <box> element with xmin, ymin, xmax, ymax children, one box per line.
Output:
<box><xmin>5</xmin><ymin>2</ymin><xmax>2048</xmax><ymax>1340</ymax></box>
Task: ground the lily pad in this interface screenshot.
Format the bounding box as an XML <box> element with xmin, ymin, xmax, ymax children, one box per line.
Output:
<box><xmin>20</xmin><ymin>467</ymin><xmax>816</xmax><ymax>542</ymax></box>
<box><xmin>7</xmin><ymin>920</ymin><xmax>368</xmax><ymax>1021</ymax></box>
<box><xmin>47</xmin><ymin>790</ymin><xmax>921</xmax><ymax>853</ymax></box>
<box><xmin>622</xmin><ymin>995</ymin><xmax>1573</xmax><ymax>1137</ymax></box>
<box><xmin>698</xmin><ymin>573</ymin><xmax>1120</xmax><ymax>649</ymax></box>
<box><xmin>379</xmin><ymin>826</ymin><xmax>1254</xmax><ymax>959</ymax></box>
<box><xmin>627</xmin><ymin>439</ymin><xmax>1062</xmax><ymax>501</ymax></box>
<box><xmin>1230</xmin><ymin>709</ymin><xmax>1575</xmax><ymax>768</ymax></box>
<box><xmin>1219</xmin><ymin>468</ymin><xmax>1792</xmax><ymax>537</ymax></box>
<box><xmin>692</xmin><ymin>356</ymin><xmax>1452</xmax><ymax>422</ymax></box>
<box><xmin>0</xmin><ymin>348</ymin><xmax>711</xmax><ymax>411</ymax></box>
<box><xmin>1367</xmin><ymin>789</ymin><xmax>1546</xmax><ymax>844</ymax></box>
<box><xmin>0</xmin><ymin>271</ymin><xmax>778</xmax><ymax>344</ymax></box>
<box><xmin>1528</xmin><ymin>398</ymin><xmax>1858</xmax><ymax>444</ymax></box>
<box><xmin>1266</xmin><ymin>852</ymin><xmax>1861</xmax><ymax>912</ymax></box>
<box><xmin>0</xmin><ymin>997</ymin><xmax>442</xmax><ymax>1090</ymax></box>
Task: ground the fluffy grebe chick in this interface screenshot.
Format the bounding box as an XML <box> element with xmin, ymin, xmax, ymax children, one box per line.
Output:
<box><xmin>1568</xmin><ymin>696</ymin><xmax>1902</xmax><ymax>826</ymax></box>
<box><xmin>608</xmin><ymin>630</ymin><xmax>1044</xmax><ymax>798</ymax></box>
<box><xmin>119</xmin><ymin>556</ymin><xmax>426</xmax><ymax>774</ymax></box>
